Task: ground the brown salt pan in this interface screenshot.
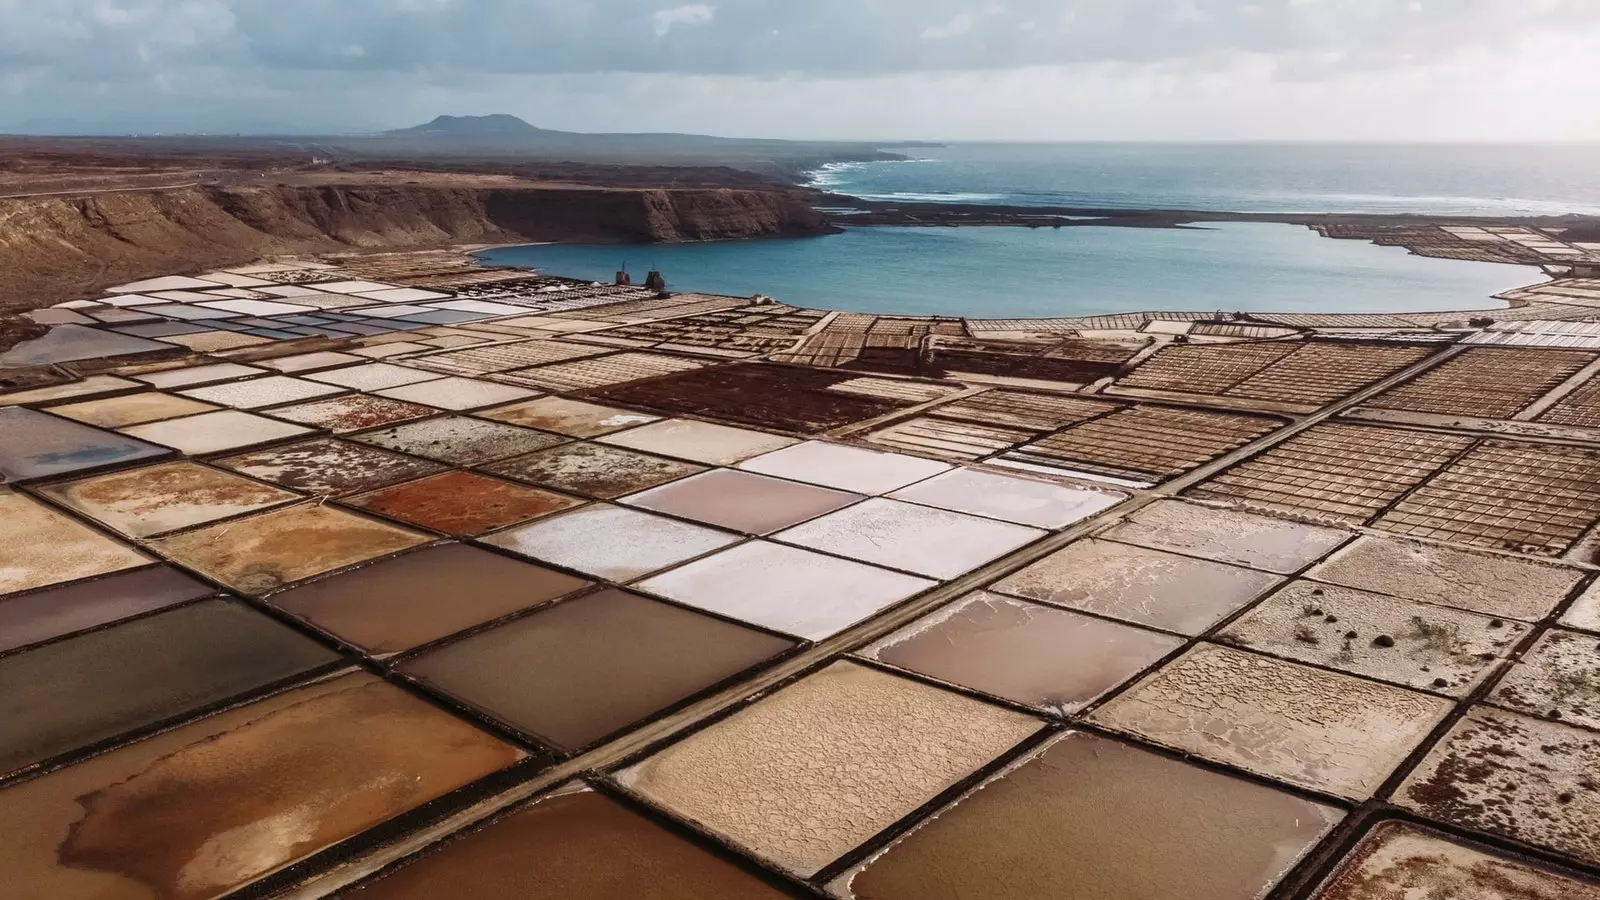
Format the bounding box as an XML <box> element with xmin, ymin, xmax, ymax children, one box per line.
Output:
<box><xmin>0</xmin><ymin>566</ymin><xmax>213</xmax><ymax>654</ymax></box>
<box><xmin>839</xmin><ymin>730</ymin><xmax>1340</xmax><ymax>900</ymax></box>
<box><xmin>1311</xmin><ymin>821</ymin><xmax>1600</xmax><ymax>900</ymax></box>
<box><xmin>990</xmin><ymin>538</ymin><xmax>1282</xmax><ymax>635</ymax></box>
<box><xmin>344</xmin><ymin>470</ymin><xmax>584</xmax><ymax>537</ymax></box>
<box><xmin>400</xmin><ymin>589</ymin><xmax>795</xmax><ymax>752</ymax></box>
<box><xmin>0</xmin><ymin>672</ymin><xmax>524</xmax><ymax>900</ymax></box>
<box><xmin>341</xmin><ymin>786</ymin><xmax>796</xmax><ymax>900</ymax></box>
<box><xmin>863</xmin><ymin>592</ymin><xmax>1183</xmax><ymax>714</ymax></box>
<box><xmin>486</xmin><ymin>442</ymin><xmax>704</xmax><ymax>499</ymax></box>
<box><xmin>269</xmin><ymin>544</ymin><xmax>590</xmax><ymax>656</ymax></box>
<box><xmin>0</xmin><ymin>599</ymin><xmax>341</xmax><ymax>775</ymax></box>
<box><xmin>625</xmin><ymin>468</ymin><xmax>862</xmax><ymax>534</ymax></box>
<box><xmin>215</xmin><ymin>438</ymin><xmax>446</xmax><ymax>497</ymax></box>
<box><xmin>147</xmin><ymin>504</ymin><xmax>429</xmax><ymax>595</ymax></box>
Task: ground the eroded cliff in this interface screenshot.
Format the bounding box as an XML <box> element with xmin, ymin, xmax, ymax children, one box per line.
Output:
<box><xmin>0</xmin><ymin>184</ymin><xmax>835</xmax><ymax>309</ymax></box>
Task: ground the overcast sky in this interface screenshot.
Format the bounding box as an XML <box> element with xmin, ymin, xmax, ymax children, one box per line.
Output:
<box><xmin>3</xmin><ymin>0</ymin><xmax>1599</xmax><ymax>140</ymax></box>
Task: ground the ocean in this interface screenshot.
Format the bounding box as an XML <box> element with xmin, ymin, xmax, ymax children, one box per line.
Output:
<box><xmin>479</xmin><ymin>143</ymin><xmax>1596</xmax><ymax>318</ymax></box>
<box><xmin>808</xmin><ymin>143</ymin><xmax>1600</xmax><ymax>216</ymax></box>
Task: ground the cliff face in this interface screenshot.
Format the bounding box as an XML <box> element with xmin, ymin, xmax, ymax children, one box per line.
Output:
<box><xmin>0</xmin><ymin>184</ymin><xmax>834</xmax><ymax>310</ymax></box>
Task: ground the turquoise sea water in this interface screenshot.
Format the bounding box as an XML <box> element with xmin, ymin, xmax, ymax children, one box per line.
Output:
<box><xmin>479</xmin><ymin>143</ymin><xmax>1590</xmax><ymax>317</ymax></box>
<box><xmin>809</xmin><ymin>143</ymin><xmax>1600</xmax><ymax>216</ymax></box>
<box><xmin>479</xmin><ymin>223</ymin><xmax>1537</xmax><ymax>318</ymax></box>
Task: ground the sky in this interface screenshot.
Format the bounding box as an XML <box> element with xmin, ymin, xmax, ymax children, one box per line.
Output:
<box><xmin>3</xmin><ymin>0</ymin><xmax>1599</xmax><ymax>141</ymax></box>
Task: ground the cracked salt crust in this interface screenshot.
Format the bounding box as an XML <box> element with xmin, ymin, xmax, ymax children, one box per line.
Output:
<box><xmin>1397</xmin><ymin>706</ymin><xmax>1600</xmax><ymax>866</ymax></box>
<box><xmin>1488</xmin><ymin>628</ymin><xmax>1600</xmax><ymax>731</ymax></box>
<box><xmin>1310</xmin><ymin>821</ymin><xmax>1600</xmax><ymax>900</ymax></box>
<box><xmin>1091</xmin><ymin>643</ymin><xmax>1451</xmax><ymax>799</ymax></box>
<box><xmin>1218</xmin><ymin>580</ymin><xmax>1524</xmax><ymax>696</ymax></box>
<box><xmin>1309</xmin><ymin>535</ymin><xmax>1583</xmax><ymax>621</ymax></box>
<box><xmin>1102</xmin><ymin>500</ymin><xmax>1350</xmax><ymax>574</ymax></box>
<box><xmin>616</xmin><ymin>660</ymin><xmax>1043</xmax><ymax>877</ymax></box>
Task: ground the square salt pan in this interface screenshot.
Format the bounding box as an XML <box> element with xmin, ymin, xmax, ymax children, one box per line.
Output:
<box><xmin>132</xmin><ymin>363</ymin><xmax>267</xmax><ymax>389</ymax></box>
<box><xmin>616</xmin><ymin>660</ymin><xmax>1042</xmax><ymax>877</ymax></box>
<box><xmin>1562</xmin><ymin>581</ymin><xmax>1600</xmax><ymax>633</ymax></box>
<box><xmin>1311</xmin><ymin>535</ymin><xmax>1581</xmax><ymax>622</ymax></box>
<box><xmin>122</xmin><ymin>410</ymin><xmax>314</xmax><ymax>455</ymax></box>
<box><xmin>622</xmin><ymin>468</ymin><xmax>861</xmax><ymax>535</ymax></box>
<box><xmin>774</xmin><ymin>498</ymin><xmax>1045</xmax><ymax>579</ymax></box>
<box><xmin>831</xmin><ymin>730</ymin><xmax>1339</xmax><ymax>900</ymax></box>
<box><xmin>738</xmin><ymin>441</ymin><xmax>952</xmax><ymax>494</ymax></box>
<box><xmin>195</xmin><ymin>299</ymin><xmax>315</xmax><ymax>316</ymax></box>
<box><xmin>308</xmin><ymin>280</ymin><xmax>399</xmax><ymax>294</ymax></box>
<box><xmin>355</xmin><ymin>288</ymin><xmax>453</xmax><ymax>303</ymax></box>
<box><xmin>599</xmin><ymin>419</ymin><xmax>797</xmax><ymax>465</ymax></box>
<box><xmin>0</xmin><ymin>376</ymin><xmax>142</xmax><ymax>407</ymax></box>
<box><xmin>862</xmin><ymin>593</ymin><xmax>1184</xmax><ymax>715</ymax></box>
<box><xmin>179</xmin><ymin>376</ymin><xmax>346</xmax><ymax>410</ymax></box>
<box><xmin>351</xmin><ymin>341</ymin><xmax>433</xmax><ymax>359</ymax></box>
<box><xmin>42</xmin><ymin>393</ymin><xmax>216</xmax><ymax>429</ymax></box>
<box><xmin>161</xmin><ymin>331</ymin><xmax>274</xmax><ymax>353</ymax></box>
<box><xmin>0</xmin><ymin>407</ymin><xmax>171</xmax><ymax>482</ymax></box>
<box><xmin>354</xmin><ymin>416</ymin><xmax>567</xmax><ymax>465</ymax></box>
<box><xmin>107</xmin><ymin>275</ymin><xmax>223</xmax><ymax>293</ymax></box>
<box><xmin>0</xmin><ymin>491</ymin><xmax>150</xmax><ymax>595</ymax></box>
<box><xmin>376</xmin><ymin>376</ymin><xmax>537</xmax><ymax>411</ymax></box>
<box><xmin>637</xmin><ymin>541</ymin><xmax>935</xmax><ymax>640</ymax></box>
<box><xmin>38</xmin><ymin>461</ymin><xmax>299</xmax><ymax>538</ymax></box>
<box><xmin>141</xmin><ymin>304</ymin><xmax>236</xmax><ymax>321</ymax></box>
<box><xmin>1091</xmin><ymin>643</ymin><xmax>1451</xmax><ymax>799</ymax></box>
<box><xmin>259</xmin><ymin>351</ymin><xmax>365</xmax><ymax>373</ymax></box>
<box><xmin>426</xmin><ymin>299</ymin><xmax>530</xmax><ymax>315</ymax></box>
<box><xmin>342</xmin><ymin>304</ymin><xmax>437</xmax><ymax>319</ymax></box>
<box><xmin>482</xmin><ymin>504</ymin><xmax>739</xmax><ymax>582</ymax></box>
<box><xmin>1104</xmin><ymin>499</ymin><xmax>1350</xmax><ymax>574</ymax></box>
<box><xmin>307</xmin><ymin>363</ymin><xmax>446</xmax><ymax>391</ymax></box>
<box><xmin>476</xmin><ymin>396</ymin><xmax>658</xmax><ymax>437</ymax></box>
<box><xmin>195</xmin><ymin>271</ymin><xmax>274</xmax><ymax>287</ymax></box>
<box><xmin>890</xmin><ymin>467</ymin><xmax>1127</xmax><ymax>529</ymax></box>
<box><xmin>991</xmin><ymin>539</ymin><xmax>1283</xmax><ymax>636</ymax></box>
<box><xmin>149</xmin><ymin>504</ymin><xmax>429</xmax><ymax>595</ymax></box>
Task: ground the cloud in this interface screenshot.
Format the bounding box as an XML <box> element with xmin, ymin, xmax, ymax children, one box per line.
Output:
<box><xmin>921</xmin><ymin>13</ymin><xmax>974</xmax><ymax>40</ymax></box>
<box><xmin>1</xmin><ymin>1</ymin><xmax>1598</xmax><ymax>139</ymax></box>
<box><xmin>652</xmin><ymin>4</ymin><xmax>713</xmax><ymax>37</ymax></box>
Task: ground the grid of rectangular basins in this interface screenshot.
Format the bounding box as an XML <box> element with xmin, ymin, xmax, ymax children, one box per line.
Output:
<box><xmin>998</xmin><ymin>406</ymin><xmax>1282</xmax><ymax>483</ymax></box>
<box><xmin>406</xmin><ymin>341</ymin><xmax>609</xmax><ymax>376</ymax></box>
<box><xmin>1223</xmin><ymin>343</ymin><xmax>1436</xmax><ymax>406</ymax></box>
<box><xmin>865</xmin><ymin>391</ymin><xmax>1123</xmax><ymax>461</ymax></box>
<box><xmin>1115</xmin><ymin>343</ymin><xmax>1295</xmax><ymax>394</ymax></box>
<box><xmin>27</xmin><ymin>254</ymin><xmax>1600</xmax><ymax>900</ymax></box>
<box><xmin>1362</xmin><ymin>347</ymin><xmax>1598</xmax><ymax>419</ymax></box>
<box><xmin>489</xmin><ymin>353</ymin><xmax>708</xmax><ymax>392</ymax></box>
<box><xmin>598</xmin><ymin>307</ymin><xmax>826</xmax><ymax>353</ymax></box>
<box><xmin>1374</xmin><ymin>440</ymin><xmax>1600</xmax><ymax>556</ymax></box>
<box><xmin>1537</xmin><ymin>376</ymin><xmax>1600</xmax><ymax>428</ymax></box>
<box><xmin>1189</xmin><ymin>423</ymin><xmax>1475</xmax><ymax>524</ymax></box>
